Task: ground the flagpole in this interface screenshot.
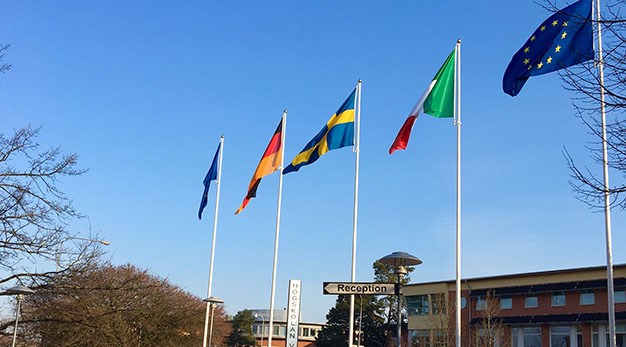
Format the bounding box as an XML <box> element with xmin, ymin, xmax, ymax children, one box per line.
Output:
<box><xmin>348</xmin><ymin>80</ymin><xmax>362</xmax><ymax>347</ymax></box>
<box><xmin>593</xmin><ymin>1</ymin><xmax>616</xmax><ymax>346</ymax></box>
<box><xmin>267</xmin><ymin>110</ymin><xmax>287</xmax><ymax>347</ymax></box>
<box><xmin>202</xmin><ymin>136</ymin><xmax>224</xmax><ymax>347</ymax></box>
<box><xmin>454</xmin><ymin>40</ymin><xmax>462</xmax><ymax>347</ymax></box>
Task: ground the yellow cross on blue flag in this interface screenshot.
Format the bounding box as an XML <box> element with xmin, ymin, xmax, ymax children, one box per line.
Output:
<box><xmin>503</xmin><ymin>0</ymin><xmax>594</xmax><ymax>96</ymax></box>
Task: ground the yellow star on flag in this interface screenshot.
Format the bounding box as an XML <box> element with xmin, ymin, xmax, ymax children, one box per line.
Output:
<box><xmin>552</xmin><ymin>20</ymin><xmax>559</xmax><ymax>26</ymax></box>
<box><xmin>547</xmin><ymin>56</ymin><xmax>553</xmax><ymax>64</ymax></box>
<box><xmin>555</xmin><ymin>45</ymin><xmax>561</xmax><ymax>52</ymax></box>
<box><xmin>523</xmin><ymin>58</ymin><xmax>530</xmax><ymax>65</ymax></box>
<box><xmin>530</xmin><ymin>35</ymin><xmax>536</xmax><ymax>41</ymax></box>
<box><xmin>524</xmin><ymin>47</ymin><xmax>530</xmax><ymax>53</ymax></box>
<box><xmin>537</xmin><ymin>62</ymin><xmax>544</xmax><ymax>69</ymax></box>
<box><xmin>562</xmin><ymin>21</ymin><xmax>568</xmax><ymax>27</ymax></box>
<box><xmin>540</xmin><ymin>25</ymin><xmax>547</xmax><ymax>31</ymax></box>
<box><xmin>561</xmin><ymin>31</ymin><xmax>568</xmax><ymax>39</ymax></box>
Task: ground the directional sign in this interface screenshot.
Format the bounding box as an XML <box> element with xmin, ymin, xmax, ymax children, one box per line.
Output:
<box><xmin>323</xmin><ymin>282</ymin><xmax>399</xmax><ymax>295</ymax></box>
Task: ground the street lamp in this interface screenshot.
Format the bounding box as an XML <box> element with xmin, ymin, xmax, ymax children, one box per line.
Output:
<box><xmin>254</xmin><ymin>313</ymin><xmax>266</xmax><ymax>347</ymax></box>
<box><xmin>203</xmin><ymin>296</ymin><xmax>224</xmax><ymax>347</ymax></box>
<box><xmin>378</xmin><ymin>251</ymin><xmax>422</xmax><ymax>347</ymax></box>
<box><xmin>6</xmin><ymin>285</ymin><xmax>36</xmax><ymax>347</ymax></box>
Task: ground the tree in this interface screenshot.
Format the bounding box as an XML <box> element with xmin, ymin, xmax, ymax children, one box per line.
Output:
<box><xmin>316</xmin><ymin>295</ymin><xmax>386</xmax><ymax>347</ymax></box>
<box><xmin>16</xmin><ymin>263</ymin><xmax>229</xmax><ymax>347</ymax></box>
<box><xmin>473</xmin><ymin>291</ymin><xmax>509</xmax><ymax>347</ymax></box>
<box><xmin>0</xmin><ymin>126</ymin><xmax>105</xmax><ymax>289</ymax></box>
<box><xmin>0</xmin><ymin>43</ymin><xmax>11</xmax><ymax>74</ymax></box>
<box><xmin>228</xmin><ymin>309</ymin><xmax>256</xmax><ymax>347</ymax></box>
<box><xmin>554</xmin><ymin>0</ymin><xmax>626</xmax><ymax>208</ymax></box>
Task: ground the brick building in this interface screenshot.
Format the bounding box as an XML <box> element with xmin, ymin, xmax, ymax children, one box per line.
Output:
<box><xmin>250</xmin><ymin>309</ymin><xmax>323</xmax><ymax>347</ymax></box>
<box><xmin>403</xmin><ymin>264</ymin><xmax>626</xmax><ymax>347</ymax></box>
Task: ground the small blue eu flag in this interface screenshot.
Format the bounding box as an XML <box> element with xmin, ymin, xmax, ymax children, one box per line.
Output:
<box><xmin>198</xmin><ymin>142</ymin><xmax>221</xmax><ymax>220</ymax></box>
<box><xmin>503</xmin><ymin>0</ymin><xmax>594</xmax><ymax>96</ymax></box>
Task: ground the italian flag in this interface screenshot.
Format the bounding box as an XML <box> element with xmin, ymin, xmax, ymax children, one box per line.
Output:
<box><xmin>389</xmin><ymin>49</ymin><xmax>456</xmax><ymax>154</ymax></box>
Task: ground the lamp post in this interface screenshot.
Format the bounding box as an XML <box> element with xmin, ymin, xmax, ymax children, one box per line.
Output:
<box><xmin>6</xmin><ymin>285</ymin><xmax>36</xmax><ymax>347</ymax></box>
<box><xmin>203</xmin><ymin>296</ymin><xmax>224</xmax><ymax>347</ymax></box>
<box><xmin>254</xmin><ymin>313</ymin><xmax>266</xmax><ymax>347</ymax></box>
<box><xmin>378</xmin><ymin>252</ymin><xmax>422</xmax><ymax>347</ymax></box>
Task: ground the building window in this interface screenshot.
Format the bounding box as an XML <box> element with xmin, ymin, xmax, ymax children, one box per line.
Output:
<box><xmin>433</xmin><ymin>329</ymin><xmax>447</xmax><ymax>347</ymax></box>
<box><xmin>615</xmin><ymin>288</ymin><xmax>626</xmax><ymax>304</ymax></box>
<box><xmin>550</xmin><ymin>326</ymin><xmax>570</xmax><ymax>347</ymax></box>
<box><xmin>410</xmin><ymin>329</ymin><xmax>430</xmax><ymax>347</ymax></box>
<box><xmin>302</xmin><ymin>327</ymin><xmax>309</xmax><ymax>337</ymax></box>
<box><xmin>592</xmin><ymin>324</ymin><xmax>626</xmax><ymax>347</ymax></box>
<box><xmin>407</xmin><ymin>295</ymin><xmax>429</xmax><ymax>316</ymax></box>
<box><xmin>477</xmin><ymin>296</ymin><xmax>487</xmax><ymax>311</ymax></box>
<box><xmin>501</xmin><ymin>296</ymin><xmax>513</xmax><ymax>310</ymax></box>
<box><xmin>552</xmin><ymin>292</ymin><xmax>566</xmax><ymax>307</ymax></box>
<box><xmin>580</xmin><ymin>290</ymin><xmax>595</xmax><ymax>305</ymax></box>
<box><xmin>525</xmin><ymin>296</ymin><xmax>539</xmax><ymax>308</ymax></box>
<box><xmin>524</xmin><ymin>327</ymin><xmax>542</xmax><ymax>347</ymax></box>
<box><xmin>432</xmin><ymin>293</ymin><xmax>446</xmax><ymax>314</ymax></box>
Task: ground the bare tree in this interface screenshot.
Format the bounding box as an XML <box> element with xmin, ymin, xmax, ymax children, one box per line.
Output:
<box><xmin>16</xmin><ymin>263</ymin><xmax>230</xmax><ymax>347</ymax></box>
<box><xmin>0</xmin><ymin>125</ymin><xmax>104</xmax><ymax>292</ymax></box>
<box><xmin>553</xmin><ymin>0</ymin><xmax>626</xmax><ymax>208</ymax></box>
<box><xmin>473</xmin><ymin>291</ymin><xmax>509</xmax><ymax>347</ymax></box>
<box><xmin>0</xmin><ymin>43</ymin><xmax>11</xmax><ymax>74</ymax></box>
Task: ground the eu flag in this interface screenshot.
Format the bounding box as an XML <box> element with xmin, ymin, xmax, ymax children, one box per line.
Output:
<box><xmin>198</xmin><ymin>142</ymin><xmax>221</xmax><ymax>220</ymax></box>
<box><xmin>503</xmin><ymin>0</ymin><xmax>594</xmax><ymax>96</ymax></box>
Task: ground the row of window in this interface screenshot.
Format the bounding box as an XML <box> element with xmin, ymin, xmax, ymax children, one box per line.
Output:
<box><xmin>407</xmin><ymin>288</ymin><xmax>626</xmax><ymax>316</ymax></box>
<box><xmin>409</xmin><ymin>324</ymin><xmax>626</xmax><ymax>347</ymax></box>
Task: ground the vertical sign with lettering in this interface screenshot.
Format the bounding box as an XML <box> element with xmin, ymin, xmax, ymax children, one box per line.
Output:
<box><xmin>286</xmin><ymin>280</ymin><xmax>302</xmax><ymax>347</ymax></box>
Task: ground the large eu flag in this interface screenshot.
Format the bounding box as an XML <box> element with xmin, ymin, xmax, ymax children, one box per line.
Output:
<box><xmin>503</xmin><ymin>0</ymin><xmax>594</xmax><ymax>96</ymax></box>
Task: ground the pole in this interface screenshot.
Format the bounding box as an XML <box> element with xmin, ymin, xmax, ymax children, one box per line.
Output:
<box><xmin>594</xmin><ymin>1</ymin><xmax>616</xmax><ymax>346</ymax></box>
<box><xmin>268</xmin><ymin>110</ymin><xmax>287</xmax><ymax>347</ymax></box>
<box><xmin>208</xmin><ymin>303</ymin><xmax>216</xmax><ymax>347</ymax></box>
<box><xmin>397</xmin><ymin>273</ymin><xmax>403</xmax><ymax>347</ymax></box>
<box><xmin>454</xmin><ymin>40</ymin><xmax>462</xmax><ymax>347</ymax></box>
<box><xmin>11</xmin><ymin>295</ymin><xmax>23</xmax><ymax>347</ymax></box>
<box><xmin>348</xmin><ymin>80</ymin><xmax>362</xmax><ymax>347</ymax></box>
<box><xmin>203</xmin><ymin>136</ymin><xmax>224</xmax><ymax>347</ymax></box>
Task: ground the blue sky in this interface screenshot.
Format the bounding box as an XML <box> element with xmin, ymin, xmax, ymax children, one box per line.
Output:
<box><xmin>2</xmin><ymin>0</ymin><xmax>624</xmax><ymax>323</ymax></box>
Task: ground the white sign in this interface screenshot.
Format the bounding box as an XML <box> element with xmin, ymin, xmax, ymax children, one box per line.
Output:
<box><xmin>286</xmin><ymin>280</ymin><xmax>302</xmax><ymax>347</ymax></box>
<box><xmin>323</xmin><ymin>282</ymin><xmax>398</xmax><ymax>295</ymax></box>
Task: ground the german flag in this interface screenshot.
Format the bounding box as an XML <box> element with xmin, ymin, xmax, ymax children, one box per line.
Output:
<box><xmin>235</xmin><ymin>119</ymin><xmax>283</xmax><ymax>214</ymax></box>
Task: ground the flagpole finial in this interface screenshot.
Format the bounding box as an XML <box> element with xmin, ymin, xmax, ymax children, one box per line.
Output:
<box><xmin>457</xmin><ymin>39</ymin><xmax>461</xmax><ymax>44</ymax></box>
<box><xmin>220</xmin><ymin>135</ymin><xmax>224</xmax><ymax>139</ymax></box>
<box><xmin>283</xmin><ymin>109</ymin><xmax>288</xmax><ymax>113</ymax></box>
<box><xmin>358</xmin><ymin>79</ymin><xmax>362</xmax><ymax>83</ymax></box>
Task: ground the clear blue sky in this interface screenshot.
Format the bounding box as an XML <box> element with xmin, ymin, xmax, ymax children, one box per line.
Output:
<box><xmin>2</xmin><ymin>0</ymin><xmax>624</xmax><ymax>323</ymax></box>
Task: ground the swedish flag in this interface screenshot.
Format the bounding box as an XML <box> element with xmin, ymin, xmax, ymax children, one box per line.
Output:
<box><xmin>503</xmin><ymin>0</ymin><xmax>594</xmax><ymax>96</ymax></box>
<box><xmin>283</xmin><ymin>89</ymin><xmax>356</xmax><ymax>174</ymax></box>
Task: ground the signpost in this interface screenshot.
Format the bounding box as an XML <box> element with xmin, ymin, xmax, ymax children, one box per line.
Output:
<box><xmin>323</xmin><ymin>282</ymin><xmax>398</xmax><ymax>295</ymax></box>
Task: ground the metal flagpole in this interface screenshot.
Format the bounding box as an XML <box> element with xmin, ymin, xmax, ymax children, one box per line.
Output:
<box><xmin>202</xmin><ymin>136</ymin><xmax>224</xmax><ymax>347</ymax></box>
<box><xmin>348</xmin><ymin>80</ymin><xmax>362</xmax><ymax>347</ymax></box>
<box><xmin>593</xmin><ymin>1</ymin><xmax>616</xmax><ymax>346</ymax></box>
<box><xmin>268</xmin><ymin>110</ymin><xmax>287</xmax><ymax>347</ymax></box>
<box><xmin>454</xmin><ymin>40</ymin><xmax>462</xmax><ymax>347</ymax></box>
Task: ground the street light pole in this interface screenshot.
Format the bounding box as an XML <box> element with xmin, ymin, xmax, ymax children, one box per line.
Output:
<box><xmin>254</xmin><ymin>313</ymin><xmax>266</xmax><ymax>347</ymax></box>
<box><xmin>378</xmin><ymin>252</ymin><xmax>422</xmax><ymax>347</ymax></box>
<box><xmin>6</xmin><ymin>285</ymin><xmax>36</xmax><ymax>347</ymax></box>
<box><xmin>203</xmin><ymin>296</ymin><xmax>224</xmax><ymax>347</ymax></box>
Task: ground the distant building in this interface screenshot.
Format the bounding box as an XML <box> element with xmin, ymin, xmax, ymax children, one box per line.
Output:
<box><xmin>403</xmin><ymin>264</ymin><xmax>626</xmax><ymax>347</ymax></box>
<box><xmin>250</xmin><ymin>309</ymin><xmax>324</xmax><ymax>347</ymax></box>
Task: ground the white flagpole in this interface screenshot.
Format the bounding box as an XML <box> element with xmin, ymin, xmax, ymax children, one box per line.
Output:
<box><xmin>454</xmin><ymin>40</ymin><xmax>462</xmax><ymax>347</ymax></box>
<box><xmin>594</xmin><ymin>1</ymin><xmax>616</xmax><ymax>346</ymax></box>
<box><xmin>202</xmin><ymin>135</ymin><xmax>224</xmax><ymax>347</ymax></box>
<box><xmin>268</xmin><ymin>110</ymin><xmax>287</xmax><ymax>347</ymax></box>
<box><xmin>348</xmin><ymin>80</ymin><xmax>362</xmax><ymax>347</ymax></box>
